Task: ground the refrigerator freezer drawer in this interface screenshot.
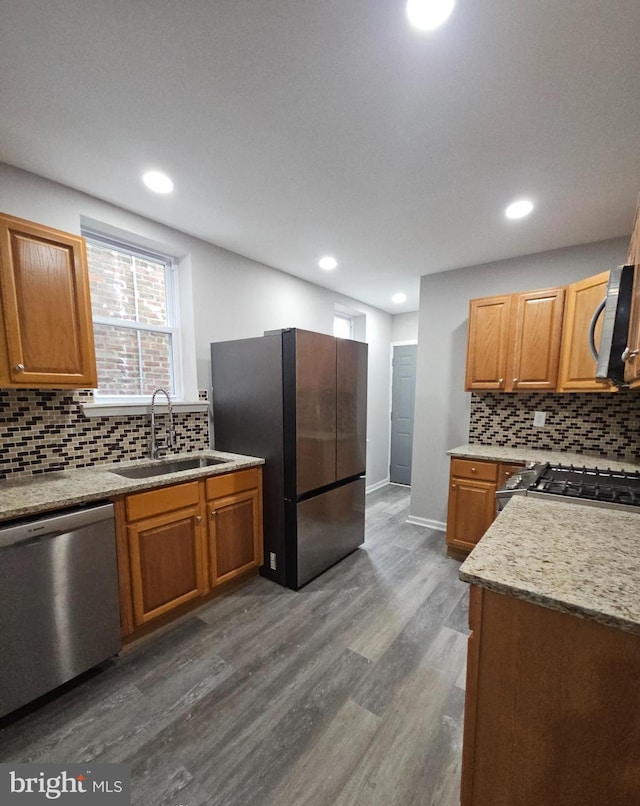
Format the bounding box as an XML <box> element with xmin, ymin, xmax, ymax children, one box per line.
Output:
<box><xmin>294</xmin><ymin>477</ymin><xmax>365</xmax><ymax>588</ymax></box>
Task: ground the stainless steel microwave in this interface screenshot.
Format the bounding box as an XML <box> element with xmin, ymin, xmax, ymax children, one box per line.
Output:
<box><xmin>591</xmin><ymin>264</ymin><xmax>635</xmax><ymax>386</ymax></box>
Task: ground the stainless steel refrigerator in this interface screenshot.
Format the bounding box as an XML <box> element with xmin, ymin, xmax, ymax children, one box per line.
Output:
<box><xmin>210</xmin><ymin>328</ymin><xmax>367</xmax><ymax>589</ymax></box>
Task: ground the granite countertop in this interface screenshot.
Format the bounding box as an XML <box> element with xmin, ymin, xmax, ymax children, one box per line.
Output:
<box><xmin>448</xmin><ymin>443</ymin><xmax>640</xmax><ymax>473</ymax></box>
<box><xmin>0</xmin><ymin>451</ymin><xmax>265</xmax><ymax>523</ymax></box>
<box><xmin>459</xmin><ymin>495</ymin><xmax>640</xmax><ymax>635</ymax></box>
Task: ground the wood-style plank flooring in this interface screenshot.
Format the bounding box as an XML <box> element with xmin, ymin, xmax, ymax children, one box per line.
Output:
<box><xmin>0</xmin><ymin>484</ymin><xmax>468</xmax><ymax>805</ymax></box>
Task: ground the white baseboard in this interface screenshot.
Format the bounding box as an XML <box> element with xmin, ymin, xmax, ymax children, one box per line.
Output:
<box><xmin>406</xmin><ymin>515</ymin><xmax>446</xmax><ymax>533</ymax></box>
<box><xmin>366</xmin><ymin>477</ymin><xmax>391</xmax><ymax>494</ymax></box>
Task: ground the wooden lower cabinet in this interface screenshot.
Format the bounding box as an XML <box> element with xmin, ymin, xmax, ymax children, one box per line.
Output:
<box><xmin>127</xmin><ymin>500</ymin><xmax>206</xmax><ymax>627</ymax></box>
<box><xmin>446</xmin><ymin>458</ymin><xmax>523</xmax><ymax>555</ymax></box>
<box><xmin>461</xmin><ymin>586</ymin><xmax>640</xmax><ymax>806</ymax></box>
<box><xmin>115</xmin><ymin>467</ymin><xmax>263</xmax><ymax>638</ymax></box>
<box><xmin>206</xmin><ymin>468</ymin><xmax>263</xmax><ymax>586</ymax></box>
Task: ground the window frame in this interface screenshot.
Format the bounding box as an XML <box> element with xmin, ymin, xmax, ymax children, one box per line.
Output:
<box><xmin>334</xmin><ymin>312</ymin><xmax>354</xmax><ymax>340</ymax></box>
<box><xmin>83</xmin><ymin>230</ymin><xmax>183</xmax><ymax>403</ymax></box>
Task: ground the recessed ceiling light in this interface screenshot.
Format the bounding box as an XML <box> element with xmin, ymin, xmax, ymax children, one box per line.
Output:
<box><xmin>406</xmin><ymin>0</ymin><xmax>455</xmax><ymax>31</ymax></box>
<box><xmin>142</xmin><ymin>170</ymin><xmax>174</xmax><ymax>194</ymax></box>
<box><xmin>505</xmin><ymin>199</ymin><xmax>534</xmax><ymax>219</ymax></box>
<box><xmin>392</xmin><ymin>292</ymin><xmax>407</xmax><ymax>304</ymax></box>
<box><xmin>319</xmin><ymin>256</ymin><xmax>338</xmax><ymax>271</ymax></box>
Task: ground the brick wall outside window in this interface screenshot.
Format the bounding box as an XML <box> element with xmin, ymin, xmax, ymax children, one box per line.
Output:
<box><xmin>87</xmin><ymin>241</ymin><xmax>175</xmax><ymax>396</ymax></box>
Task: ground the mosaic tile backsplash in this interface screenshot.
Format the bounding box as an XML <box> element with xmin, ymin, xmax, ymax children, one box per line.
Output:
<box><xmin>0</xmin><ymin>389</ymin><xmax>209</xmax><ymax>479</ymax></box>
<box><xmin>469</xmin><ymin>391</ymin><xmax>640</xmax><ymax>463</ymax></box>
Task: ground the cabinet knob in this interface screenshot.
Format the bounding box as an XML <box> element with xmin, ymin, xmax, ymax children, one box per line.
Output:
<box><xmin>452</xmin><ymin>484</ymin><xmax>457</xmax><ymax>489</ymax></box>
<box><xmin>195</xmin><ymin>515</ymin><xmax>202</xmax><ymax>523</ymax></box>
<box><xmin>14</xmin><ymin>363</ymin><xmax>24</xmax><ymax>372</ymax></box>
<box><xmin>498</xmin><ymin>378</ymin><xmax>504</xmax><ymax>386</ymax></box>
<box><xmin>210</xmin><ymin>510</ymin><xmax>216</xmax><ymax>518</ymax></box>
<box><xmin>513</xmin><ymin>378</ymin><xmax>519</xmax><ymax>384</ymax></box>
<box><xmin>622</xmin><ymin>347</ymin><xmax>640</xmax><ymax>362</ymax></box>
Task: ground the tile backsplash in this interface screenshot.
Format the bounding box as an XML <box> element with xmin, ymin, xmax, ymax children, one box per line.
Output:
<box><xmin>469</xmin><ymin>391</ymin><xmax>640</xmax><ymax>463</ymax></box>
<box><xmin>0</xmin><ymin>389</ymin><xmax>209</xmax><ymax>479</ymax></box>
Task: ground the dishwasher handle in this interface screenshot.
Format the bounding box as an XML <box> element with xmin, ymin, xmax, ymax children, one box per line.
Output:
<box><xmin>0</xmin><ymin>503</ymin><xmax>114</xmax><ymax>550</ymax></box>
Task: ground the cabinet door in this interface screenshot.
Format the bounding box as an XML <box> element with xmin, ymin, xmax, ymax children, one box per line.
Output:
<box><xmin>208</xmin><ymin>488</ymin><xmax>263</xmax><ymax>586</ymax></box>
<box><xmin>557</xmin><ymin>271</ymin><xmax>614</xmax><ymax>392</ymax></box>
<box><xmin>0</xmin><ymin>213</ymin><xmax>97</xmax><ymax>388</ymax></box>
<box><xmin>510</xmin><ymin>287</ymin><xmax>565</xmax><ymax>390</ymax></box>
<box><xmin>446</xmin><ymin>477</ymin><xmax>497</xmax><ymax>553</ymax></box>
<box><xmin>127</xmin><ymin>505</ymin><xmax>206</xmax><ymax>627</ymax></box>
<box><xmin>465</xmin><ymin>296</ymin><xmax>511</xmax><ymax>391</ymax></box>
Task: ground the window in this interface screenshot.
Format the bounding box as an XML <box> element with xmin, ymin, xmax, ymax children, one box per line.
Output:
<box><xmin>84</xmin><ymin>233</ymin><xmax>181</xmax><ymax>400</ymax></box>
<box><xmin>334</xmin><ymin>313</ymin><xmax>353</xmax><ymax>339</ymax></box>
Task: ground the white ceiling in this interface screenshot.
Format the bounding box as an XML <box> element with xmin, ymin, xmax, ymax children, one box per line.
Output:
<box><xmin>1</xmin><ymin>0</ymin><xmax>639</xmax><ymax>314</ymax></box>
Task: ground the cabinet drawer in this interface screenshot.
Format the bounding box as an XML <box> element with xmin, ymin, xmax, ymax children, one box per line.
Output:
<box><xmin>451</xmin><ymin>458</ymin><xmax>498</xmax><ymax>482</ymax></box>
<box><xmin>497</xmin><ymin>462</ymin><xmax>524</xmax><ymax>489</ymax></box>
<box><xmin>126</xmin><ymin>481</ymin><xmax>200</xmax><ymax>521</ymax></box>
<box><xmin>206</xmin><ymin>467</ymin><xmax>261</xmax><ymax>500</ymax></box>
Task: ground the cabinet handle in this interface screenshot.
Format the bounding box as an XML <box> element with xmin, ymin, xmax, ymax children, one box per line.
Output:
<box><xmin>14</xmin><ymin>363</ymin><xmax>25</xmax><ymax>372</ymax></box>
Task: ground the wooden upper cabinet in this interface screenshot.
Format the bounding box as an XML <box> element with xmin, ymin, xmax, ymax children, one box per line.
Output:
<box><xmin>624</xmin><ymin>199</ymin><xmax>640</xmax><ymax>388</ymax></box>
<box><xmin>557</xmin><ymin>271</ymin><xmax>614</xmax><ymax>392</ymax></box>
<box><xmin>465</xmin><ymin>287</ymin><xmax>565</xmax><ymax>392</ymax></box>
<box><xmin>0</xmin><ymin>213</ymin><xmax>97</xmax><ymax>388</ymax></box>
<box><xmin>465</xmin><ymin>295</ymin><xmax>512</xmax><ymax>391</ymax></box>
<box><xmin>509</xmin><ymin>288</ymin><xmax>565</xmax><ymax>391</ymax></box>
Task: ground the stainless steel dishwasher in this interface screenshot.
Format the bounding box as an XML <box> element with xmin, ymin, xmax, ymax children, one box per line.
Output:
<box><xmin>0</xmin><ymin>502</ymin><xmax>122</xmax><ymax>718</ymax></box>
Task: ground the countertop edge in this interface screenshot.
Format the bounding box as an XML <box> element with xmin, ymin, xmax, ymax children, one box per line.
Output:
<box><xmin>458</xmin><ymin>569</ymin><xmax>640</xmax><ymax>637</ymax></box>
<box><xmin>447</xmin><ymin>443</ymin><xmax>640</xmax><ymax>473</ymax></box>
<box><xmin>0</xmin><ymin>451</ymin><xmax>265</xmax><ymax>523</ymax></box>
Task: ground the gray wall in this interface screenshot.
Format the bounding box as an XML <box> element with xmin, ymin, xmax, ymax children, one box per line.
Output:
<box><xmin>0</xmin><ymin>163</ymin><xmax>393</xmax><ymax>488</ymax></box>
<box><xmin>411</xmin><ymin>237</ymin><xmax>630</xmax><ymax>528</ymax></box>
<box><xmin>391</xmin><ymin>312</ymin><xmax>419</xmax><ymax>343</ymax></box>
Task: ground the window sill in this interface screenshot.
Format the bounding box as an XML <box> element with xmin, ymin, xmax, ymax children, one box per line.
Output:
<box><xmin>81</xmin><ymin>401</ymin><xmax>209</xmax><ymax>418</ymax></box>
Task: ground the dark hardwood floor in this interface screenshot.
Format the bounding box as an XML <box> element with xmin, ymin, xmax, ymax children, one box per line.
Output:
<box><xmin>0</xmin><ymin>484</ymin><xmax>468</xmax><ymax>805</ymax></box>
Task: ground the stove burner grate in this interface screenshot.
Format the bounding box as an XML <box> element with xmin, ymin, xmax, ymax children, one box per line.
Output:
<box><xmin>531</xmin><ymin>463</ymin><xmax>640</xmax><ymax>507</ymax></box>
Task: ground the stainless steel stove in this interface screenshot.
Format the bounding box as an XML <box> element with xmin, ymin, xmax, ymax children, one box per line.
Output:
<box><xmin>496</xmin><ymin>462</ymin><xmax>640</xmax><ymax>513</ymax></box>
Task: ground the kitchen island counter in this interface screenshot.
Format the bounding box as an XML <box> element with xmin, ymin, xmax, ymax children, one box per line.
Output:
<box><xmin>459</xmin><ymin>494</ymin><xmax>640</xmax><ymax>635</ymax></box>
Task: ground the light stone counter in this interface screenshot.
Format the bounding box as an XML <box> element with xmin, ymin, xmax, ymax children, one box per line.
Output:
<box><xmin>459</xmin><ymin>495</ymin><xmax>640</xmax><ymax>635</ymax></box>
<box><xmin>0</xmin><ymin>451</ymin><xmax>264</xmax><ymax>523</ymax></box>
<box><xmin>448</xmin><ymin>443</ymin><xmax>640</xmax><ymax>473</ymax></box>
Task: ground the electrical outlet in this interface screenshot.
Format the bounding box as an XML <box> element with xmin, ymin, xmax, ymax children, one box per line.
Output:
<box><xmin>533</xmin><ymin>411</ymin><xmax>546</xmax><ymax>427</ymax></box>
<box><xmin>269</xmin><ymin>552</ymin><xmax>277</xmax><ymax>570</ymax></box>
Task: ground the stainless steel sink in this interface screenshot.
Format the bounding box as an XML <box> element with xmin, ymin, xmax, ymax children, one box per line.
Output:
<box><xmin>111</xmin><ymin>456</ymin><xmax>229</xmax><ymax>479</ymax></box>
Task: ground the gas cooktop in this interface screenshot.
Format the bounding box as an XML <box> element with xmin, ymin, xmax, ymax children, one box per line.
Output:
<box><xmin>497</xmin><ymin>462</ymin><xmax>640</xmax><ymax>512</ymax></box>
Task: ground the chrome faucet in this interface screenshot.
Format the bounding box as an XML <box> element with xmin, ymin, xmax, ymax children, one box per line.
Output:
<box><xmin>150</xmin><ymin>388</ymin><xmax>175</xmax><ymax>459</ymax></box>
